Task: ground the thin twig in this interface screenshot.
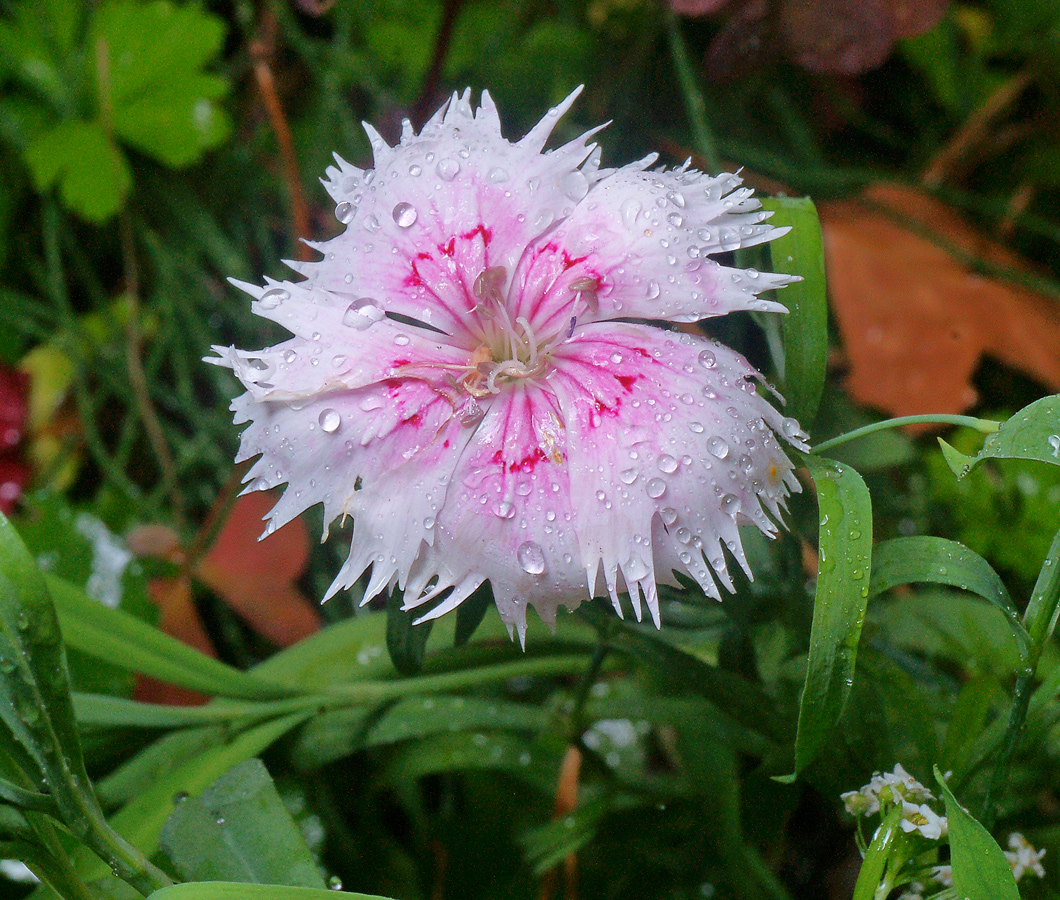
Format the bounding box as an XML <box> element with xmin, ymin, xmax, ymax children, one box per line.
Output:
<box><xmin>922</xmin><ymin>66</ymin><xmax>1036</xmax><ymax>188</ymax></box>
<box><xmin>412</xmin><ymin>0</ymin><xmax>465</xmax><ymax>125</ymax></box>
<box><xmin>120</xmin><ymin>213</ymin><xmax>187</xmax><ymax>530</ymax></box>
<box><xmin>250</xmin><ymin>11</ymin><xmax>313</xmax><ymax>258</ymax></box>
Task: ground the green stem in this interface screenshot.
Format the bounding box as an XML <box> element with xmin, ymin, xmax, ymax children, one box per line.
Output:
<box><xmin>811</xmin><ymin>415</ymin><xmax>1000</xmax><ymax>455</ymax></box>
<box><xmin>325</xmin><ymin>654</ymin><xmax>592</xmax><ymax>702</ymax></box>
<box><xmin>567</xmin><ymin>639</ymin><xmax>610</xmax><ymax>741</ymax></box>
<box><xmin>979</xmin><ymin>666</ymin><xmax>1034</xmax><ymax>830</ymax></box>
<box><xmin>665</xmin><ymin>9</ymin><xmax>720</xmax><ymax>173</ymax></box>
<box><xmin>0</xmin><ymin>776</ymin><xmax>57</xmax><ymax>813</ymax></box>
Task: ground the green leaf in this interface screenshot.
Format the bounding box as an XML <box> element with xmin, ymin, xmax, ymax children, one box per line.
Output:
<box><xmin>762</xmin><ymin>197</ymin><xmax>827</xmax><ymax>427</ymax></box>
<box><xmin>454</xmin><ymin>581</ymin><xmax>494</xmax><ymax>646</ymax></box>
<box><xmin>579</xmin><ymin>603</ymin><xmax>786</xmax><ymax>743</ymax></box>
<box><xmin>935</xmin><ymin>766</ymin><xmax>1020</xmax><ymax>900</ymax></box>
<box><xmin>160</xmin><ymin>759</ymin><xmax>326</xmax><ymax>888</ymax></box>
<box><xmin>0</xmin><ymin>511</ymin><xmax>90</xmax><ymax>801</ymax></box>
<box><xmin>869</xmin><ymin>537</ymin><xmax>1028</xmax><ymax>654</ymax></box>
<box><xmin>93</xmin><ymin>0</ymin><xmax>231</xmax><ymax>167</ymax></box>
<box><xmin>22</xmin><ymin>120</ymin><xmax>132</xmax><ymax>221</ymax></box>
<box><xmin>1022</xmin><ymin>525</ymin><xmax>1060</xmax><ymax>657</ymax></box>
<box><xmin>49</xmin><ymin>574</ymin><xmax>295</xmax><ymax>701</ymax></box>
<box><xmin>939</xmin><ymin>677</ymin><xmax>999</xmax><ymax>776</ymax></box>
<box><xmin>386</xmin><ymin>588</ymin><xmax>433</xmax><ymax>676</ymax></box>
<box><xmin>382</xmin><ymin>731</ymin><xmax>559</xmax><ymax>793</ymax></box>
<box><xmin>68</xmin><ymin>713</ymin><xmax>311</xmax><ymax>885</ymax></box>
<box><xmin>782</xmin><ymin>455</ymin><xmax>872</xmax><ymax>779</ymax></box>
<box><xmin>148</xmin><ymin>885</ymin><xmax>393</xmax><ymax>900</ymax></box>
<box><xmin>73</xmin><ymin>692</ymin><xmax>321</xmax><ymax>729</ymax></box>
<box><xmin>941</xmin><ymin>396</ymin><xmax>1060</xmax><ymax>478</ymax></box>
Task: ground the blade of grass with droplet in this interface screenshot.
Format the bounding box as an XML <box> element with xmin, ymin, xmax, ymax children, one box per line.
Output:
<box><xmin>780</xmin><ymin>455</ymin><xmax>872</xmax><ymax>780</ymax></box>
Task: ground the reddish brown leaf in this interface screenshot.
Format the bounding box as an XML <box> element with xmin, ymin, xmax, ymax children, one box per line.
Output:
<box><xmin>196</xmin><ymin>491</ymin><xmax>321</xmax><ymax>648</ymax></box>
<box><xmin>821</xmin><ymin>184</ymin><xmax>1060</xmax><ymax>424</ymax></box>
<box><xmin>134</xmin><ymin>575</ymin><xmax>213</xmax><ymax>706</ymax></box>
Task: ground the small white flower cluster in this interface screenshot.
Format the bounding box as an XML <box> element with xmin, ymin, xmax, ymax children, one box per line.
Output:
<box><xmin>1004</xmin><ymin>832</ymin><xmax>1046</xmax><ymax>881</ymax></box>
<box><xmin>842</xmin><ymin>764</ymin><xmax>947</xmax><ymax>839</ymax></box>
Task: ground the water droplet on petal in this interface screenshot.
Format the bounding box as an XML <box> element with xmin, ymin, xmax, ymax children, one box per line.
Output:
<box><xmin>343</xmin><ymin>298</ymin><xmax>384</xmax><ymax>329</ymax></box>
<box><xmin>781</xmin><ymin>417</ymin><xmax>803</xmax><ymax>439</ymax></box>
<box><xmin>282</xmin><ymin>349</ymin><xmax>297</xmax><ymax>363</ymax></box>
<box><xmin>645</xmin><ymin>280</ymin><xmax>661</xmax><ymax>300</ymax></box>
<box><xmin>394</xmin><ymin>333</ymin><xmax>411</xmax><ymax>346</ymax></box>
<box><xmin>319</xmin><ymin>409</ymin><xmax>341</xmax><ymax>433</ymax></box>
<box><xmin>675</xmin><ymin>527</ymin><xmax>691</xmax><ymax>544</ymax></box>
<box><xmin>620</xmin><ymin>468</ymin><xmax>639</xmax><ymax>485</ymax></box>
<box><xmin>646</xmin><ymin>478</ymin><xmax>666</xmax><ymax>499</ymax></box>
<box><xmin>259</xmin><ymin>287</ymin><xmax>290</xmax><ymax>310</ymax></box>
<box><xmin>409</xmin><ymin>164</ymin><xmax>422</xmax><ymax>176</ymax></box>
<box><xmin>707</xmin><ymin>436</ymin><xmax>729</xmax><ymax>459</ymax></box>
<box><xmin>363</xmin><ymin>214</ymin><xmax>380</xmax><ymax>233</ymax></box>
<box><xmin>559</xmin><ymin>169</ymin><xmax>589</xmax><ymax>201</ymax></box>
<box><xmin>658</xmin><ymin>454</ymin><xmax>678</xmax><ymax>474</ymax></box>
<box><xmin>437</xmin><ymin>158</ymin><xmax>460</xmax><ymax>180</ymax></box>
<box><xmin>689</xmin><ymin>421</ymin><xmax>704</xmax><ymax>434</ymax></box>
<box><xmin>698</xmin><ymin>349</ymin><xmax>716</xmax><ymax>368</ymax></box>
<box><xmin>667</xmin><ymin>212</ymin><xmax>683</xmax><ymax>227</ymax></box>
<box><xmin>610</xmin><ymin>351</ymin><xmax>623</xmax><ymax>364</ymax></box>
<box><xmin>488</xmin><ymin>167</ymin><xmax>510</xmax><ymax>183</ymax></box>
<box><xmin>660</xmin><ymin>506</ymin><xmax>678</xmax><ymax>525</ymax></box>
<box><xmin>393</xmin><ymin>201</ymin><xmax>418</xmax><ymax>227</ymax></box>
<box><xmin>335</xmin><ymin>201</ymin><xmax>355</xmax><ymax>224</ymax></box>
<box><xmin>620</xmin><ymin>198</ymin><xmax>642</xmax><ymax>229</ymax></box>
<box><xmin>720</xmin><ymin>493</ymin><xmax>741</xmax><ymax>517</ymax></box>
<box><xmin>517</xmin><ymin>541</ymin><xmax>546</xmax><ymax>575</ymax></box>
<box><xmin>493</xmin><ymin>500</ymin><xmax>516</xmax><ymax>519</ymax></box>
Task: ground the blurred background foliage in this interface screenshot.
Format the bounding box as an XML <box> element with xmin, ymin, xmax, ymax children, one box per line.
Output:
<box><xmin>1</xmin><ymin>1</ymin><xmax>1060</xmax><ymax>899</ymax></box>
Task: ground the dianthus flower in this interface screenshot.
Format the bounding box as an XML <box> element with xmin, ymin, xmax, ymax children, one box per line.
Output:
<box><xmin>210</xmin><ymin>88</ymin><xmax>805</xmax><ymax>643</ymax></box>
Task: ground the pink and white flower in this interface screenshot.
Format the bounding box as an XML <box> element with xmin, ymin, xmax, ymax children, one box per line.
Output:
<box><xmin>210</xmin><ymin>88</ymin><xmax>806</xmax><ymax>644</ymax></box>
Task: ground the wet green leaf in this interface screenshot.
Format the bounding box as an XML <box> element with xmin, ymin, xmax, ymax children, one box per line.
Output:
<box><xmin>160</xmin><ymin>759</ymin><xmax>326</xmax><ymax>888</ymax></box>
<box><xmin>870</xmin><ymin>537</ymin><xmax>1027</xmax><ymax>652</ymax></box>
<box><xmin>385</xmin><ymin>588</ymin><xmax>432</xmax><ymax>676</ymax></box>
<box><xmin>148</xmin><ymin>885</ymin><xmax>392</xmax><ymax>900</ymax></box>
<box><xmin>67</xmin><ymin>713</ymin><xmax>311</xmax><ymax>885</ymax></box>
<box><xmin>0</xmin><ymin>511</ymin><xmax>89</xmax><ymax>800</ymax></box>
<box><xmin>936</xmin><ymin>766</ymin><xmax>1020</xmax><ymax>900</ymax></box>
<box><xmin>782</xmin><ymin>455</ymin><xmax>872</xmax><ymax>779</ymax></box>
<box><xmin>49</xmin><ymin>575</ymin><xmax>294</xmax><ymax>701</ymax></box>
<box><xmin>940</xmin><ymin>396</ymin><xmax>1060</xmax><ymax>478</ymax></box>
<box><xmin>762</xmin><ymin>197</ymin><xmax>827</xmax><ymax>427</ymax></box>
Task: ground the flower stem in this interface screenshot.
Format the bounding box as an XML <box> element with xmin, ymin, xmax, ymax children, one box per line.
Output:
<box><xmin>665</xmin><ymin>9</ymin><xmax>721</xmax><ymax>174</ymax></box>
<box><xmin>979</xmin><ymin>666</ymin><xmax>1034</xmax><ymax>830</ymax></box>
<box><xmin>811</xmin><ymin>414</ymin><xmax>1000</xmax><ymax>455</ymax></box>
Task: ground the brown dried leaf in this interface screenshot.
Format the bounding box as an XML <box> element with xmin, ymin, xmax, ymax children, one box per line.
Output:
<box><xmin>821</xmin><ymin>184</ymin><xmax>1060</xmax><ymax>424</ymax></box>
<box><xmin>134</xmin><ymin>575</ymin><xmax>213</xmax><ymax>706</ymax></box>
<box><xmin>196</xmin><ymin>491</ymin><xmax>321</xmax><ymax>648</ymax></box>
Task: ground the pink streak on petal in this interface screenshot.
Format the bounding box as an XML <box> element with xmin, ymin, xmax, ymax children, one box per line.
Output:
<box><xmin>408</xmin><ymin>382</ymin><xmax>585</xmax><ymax>642</ymax></box>
<box><xmin>513</xmin><ymin>165</ymin><xmax>795</xmax><ymax>336</ymax></box>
